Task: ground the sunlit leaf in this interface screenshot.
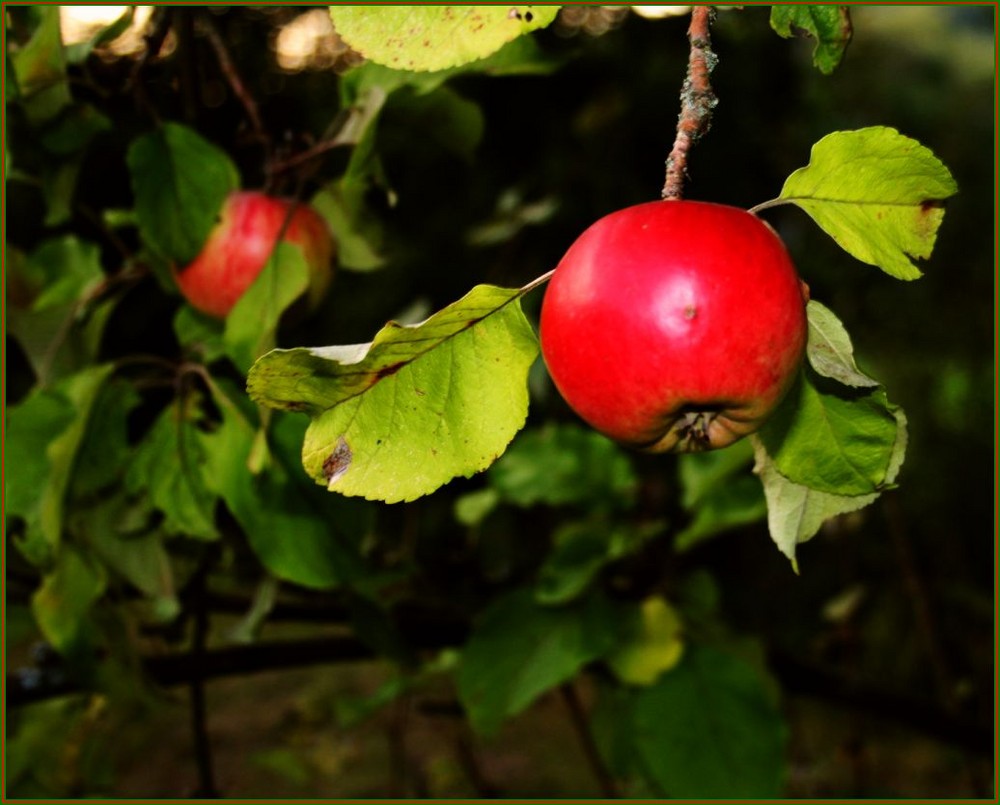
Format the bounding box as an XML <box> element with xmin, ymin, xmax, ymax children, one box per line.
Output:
<box><xmin>331</xmin><ymin>6</ymin><xmax>559</xmax><ymax>72</ymax></box>
<box><xmin>248</xmin><ymin>283</ymin><xmax>539</xmax><ymax>503</ymax></box>
<box><xmin>777</xmin><ymin>127</ymin><xmax>958</xmax><ymax>279</ymax></box>
<box><xmin>770</xmin><ymin>5</ymin><xmax>852</xmax><ymax>74</ymax></box>
<box><xmin>127</xmin><ymin>122</ymin><xmax>240</xmax><ymax>264</ymax></box>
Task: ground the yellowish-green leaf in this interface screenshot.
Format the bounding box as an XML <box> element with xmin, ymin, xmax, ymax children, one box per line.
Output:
<box><xmin>607</xmin><ymin>597</ymin><xmax>685</xmax><ymax>686</ymax></box>
<box><xmin>331</xmin><ymin>6</ymin><xmax>559</xmax><ymax>72</ymax></box>
<box><xmin>248</xmin><ymin>283</ymin><xmax>539</xmax><ymax>503</ymax></box>
<box><xmin>777</xmin><ymin>127</ymin><xmax>958</xmax><ymax>279</ymax></box>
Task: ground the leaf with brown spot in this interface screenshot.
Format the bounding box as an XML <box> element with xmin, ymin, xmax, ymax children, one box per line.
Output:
<box><xmin>248</xmin><ymin>283</ymin><xmax>540</xmax><ymax>503</ymax></box>
<box><xmin>775</xmin><ymin>127</ymin><xmax>958</xmax><ymax>280</ymax></box>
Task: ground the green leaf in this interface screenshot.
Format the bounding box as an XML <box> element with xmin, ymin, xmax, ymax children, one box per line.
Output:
<box><xmin>536</xmin><ymin>519</ymin><xmax>663</xmax><ymax>605</ymax></box>
<box><xmin>751</xmin><ymin>405</ymin><xmax>907</xmax><ymax>565</ymax></box>
<box><xmin>756</xmin><ymin>370</ymin><xmax>899</xmax><ymax>496</ymax></box>
<box><xmin>223</xmin><ymin>242</ymin><xmax>311</xmax><ymax>373</ymax></box>
<box><xmin>248</xmin><ymin>283</ymin><xmax>539</xmax><ymax>503</ymax></box>
<box><xmin>388</xmin><ymin>85</ymin><xmax>485</xmax><ymax>162</ymax></box>
<box><xmin>174</xmin><ymin>306</ymin><xmax>226</xmax><ymax>364</ymax></box>
<box><xmin>488</xmin><ymin>423</ymin><xmax>637</xmax><ymax>510</ymax></box>
<box><xmin>9</xmin><ymin>6</ymin><xmax>71</xmax><ymax>124</ymax></box>
<box><xmin>6</xmin><ymin>235</ymin><xmax>107</xmax><ymax>379</ymax></box>
<box><xmin>769</xmin><ymin>5</ymin><xmax>852</xmax><ymax>74</ymax></box>
<box><xmin>72</xmin><ymin>495</ymin><xmax>178</xmax><ymax>617</ymax></box>
<box><xmin>457</xmin><ymin>589</ymin><xmax>621</xmax><ymax>736</ymax></box>
<box><xmin>39</xmin><ymin>103</ymin><xmax>111</xmax><ymax>155</ymax></box>
<box><xmin>631</xmin><ymin>644</ymin><xmax>787</xmax><ymax>797</ymax></box>
<box><xmin>69</xmin><ymin>377</ymin><xmax>140</xmax><ymax>500</ymax></box>
<box><xmin>311</xmin><ymin>184</ymin><xmax>386</xmax><ymax>272</ymax></box>
<box><xmin>126</xmin><ymin>122</ymin><xmax>240</xmax><ymax>264</ymax></box>
<box><xmin>6</xmin><ymin>365</ymin><xmax>115</xmax><ymax>563</ymax></box>
<box><xmin>331</xmin><ymin>6</ymin><xmax>559</xmax><ymax>72</ymax></box>
<box><xmin>127</xmin><ymin>397</ymin><xmax>220</xmax><ymax>541</ymax></box>
<box><xmin>607</xmin><ymin>597</ymin><xmax>685</xmax><ymax>686</ymax></box>
<box><xmin>777</xmin><ymin>127</ymin><xmax>958</xmax><ymax>280</ymax></box>
<box><xmin>536</xmin><ymin>521</ymin><xmax>614</xmax><ymax>605</ymax></box>
<box><xmin>32</xmin><ymin>544</ymin><xmax>106</xmax><ymax>657</ymax></box>
<box><xmin>806</xmin><ymin>300</ymin><xmax>880</xmax><ymax>388</ymax></box>
<box><xmin>202</xmin><ymin>381</ymin><xmax>365</xmax><ymax>589</ymax></box>
<box><xmin>5</xmin><ymin>388</ymin><xmax>77</xmax><ymax>564</ymax></box>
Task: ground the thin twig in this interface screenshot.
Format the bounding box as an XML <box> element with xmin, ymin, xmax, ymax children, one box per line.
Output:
<box><xmin>200</xmin><ymin>13</ymin><xmax>268</xmax><ymax>151</ymax></box>
<box><xmin>662</xmin><ymin>5</ymin><xmax>718</xmax><ymax>200</ymax></box>
<box><xmin>560</xmin><ymin>681</ymin><xmax>621</xmax><ymax>798</ymax></box>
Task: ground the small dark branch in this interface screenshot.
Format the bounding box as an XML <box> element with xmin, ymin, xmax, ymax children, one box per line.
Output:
<box><xmin>453</xmin><ymin>729</ymin><xmax>503</xmax><ymax>798</ymax></box>
<box><xmin>9</xmin><ymin>631</ymin><xmax>992</xmax><ymax>759</ymax></box>
<box><xmin>200</xmin><ymin>13</ymin><xmax>269</xmax><ymax>154</ymax></box>
<box><xmin>662</xmin><ymin>5</ymin><xmax>718</xmax><ymax>201</ymax></box>
<box><xmin>268</xmin><ymin>133</ymin><xmax>350</xmax><ymax>176</ymax></box>
<box><xmin>560</xmin><ymin>681</ymin><xmax>621</xmax><ymax>798</ymax></box>
<box><xmin>174</xmin><ymin>9</ymin><xmax>199</xmax><ymax>125</ymax></box>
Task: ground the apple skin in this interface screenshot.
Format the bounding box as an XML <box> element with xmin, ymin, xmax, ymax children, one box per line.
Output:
<box><xmin>174</xmin><ymin>190</ymin><xmax>335</xmax><ymax>319</ymax></box>
<box><xmin>539</xmin><ymin>200</ymin><xmax>808</xmax><ymax>453</ymax></box>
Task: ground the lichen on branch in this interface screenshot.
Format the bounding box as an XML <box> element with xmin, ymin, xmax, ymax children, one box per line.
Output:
<box><xmin>662</xmin><ymin>5</ymin><xmax>718</xmax><ymax>201</ymax></box>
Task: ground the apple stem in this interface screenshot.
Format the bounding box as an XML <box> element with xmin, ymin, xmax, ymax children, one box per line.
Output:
<box><xmin>662</xmin><ymin>5</ymin><xmax>718</xmax><ymax>201</ymax></box>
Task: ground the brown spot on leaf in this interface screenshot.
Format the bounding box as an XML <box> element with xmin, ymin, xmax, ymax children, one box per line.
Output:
<box><xmin>322</xmin><ymin>437</ymin><xmax>352</xmax><ymax>484</ymax></box>
<box><xmin>376</xmin><ymin>361</ymin><xmax>405</xmax><ymax>380</ymax></box>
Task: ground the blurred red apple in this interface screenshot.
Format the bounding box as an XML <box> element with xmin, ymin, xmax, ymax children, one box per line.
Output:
<box><xmin>175</xmin><ymin>190</ymin><xmax>335</xmax><ymax>318</ymax></box>
<box><xmin>539</xmin><ymin>200</ymin><xmax>808</xmax><ymax>453</ymax></box>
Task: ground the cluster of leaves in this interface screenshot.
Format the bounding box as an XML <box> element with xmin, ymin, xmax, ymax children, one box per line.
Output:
<box><xmin>5</xmin><ymin>5</ymin><xmax>957</xmax><ymax>798</ymax></box>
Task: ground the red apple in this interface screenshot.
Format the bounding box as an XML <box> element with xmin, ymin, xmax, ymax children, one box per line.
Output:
<box><xmin>539</xmin><ymin>200</ymin><xmax>808</xmax><ymax>453</ymax></box>
<box><xmin>174</xmin><ymin>190</ymin><xmax>335</xmax><ymax>319</ymax></box>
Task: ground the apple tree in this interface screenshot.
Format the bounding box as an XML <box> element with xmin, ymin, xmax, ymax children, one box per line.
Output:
<box><xmin>5</xmin><ymin>5</ymin><xmax>992</xmax><ymax>798</ymax></box>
